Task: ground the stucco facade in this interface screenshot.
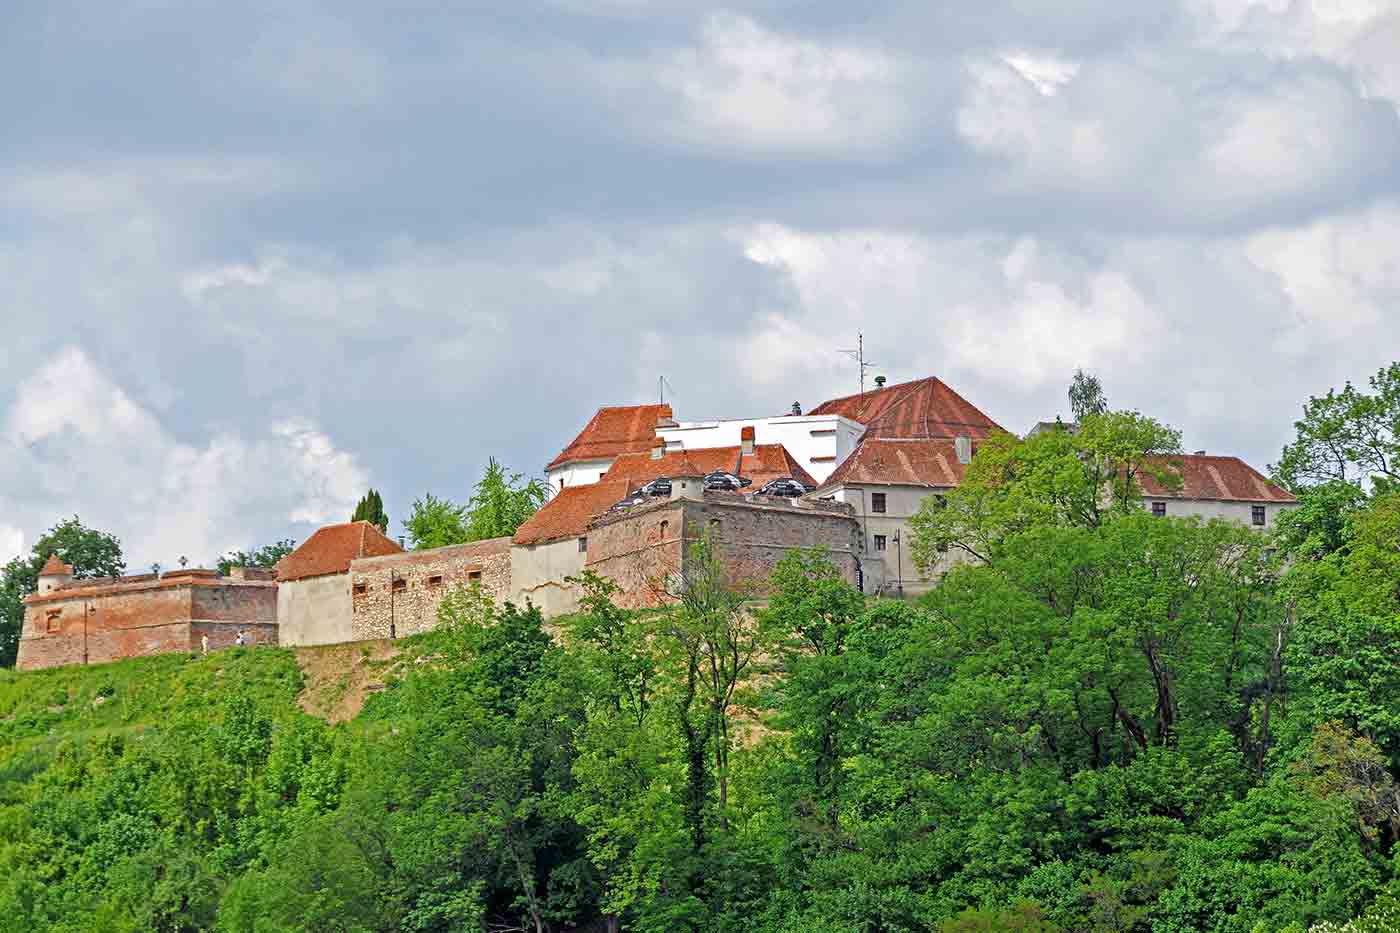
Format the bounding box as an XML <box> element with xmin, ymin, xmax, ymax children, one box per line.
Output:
<box><xmin>350</xmin><ymin>537</ymin><xmax>512</xmax><ymax>639</ymax></box>
<box><xmin>276</xmin><ymin>573</ymin><xmax>353</xmax><ymax>646</ymax></box>
<box><xmin>510</xmin><ymin>538</ymin><xmax>588</xmax><ymax>616</ymax></box>
<box><xmin>827</xmin><ymin>483</ymin><xmax>966</xmax><ymax>597</ymax></box>
<box><xmin>656</xmin><ymin>414</ymin><xmax>865</xmax><ymax>484</ymax></box>
<box><xmin>17</xmin><ymin>568</ymin><xmax>278</xmax><ymax>671</ymax></box>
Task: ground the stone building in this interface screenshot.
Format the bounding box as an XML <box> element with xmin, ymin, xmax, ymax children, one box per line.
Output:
<box><xmin>514</xmin><ymin>443</ymin><xmax>821</xmax><ymax>615</ymax></box>
<box><xmin>349</xmin><ymin>536</ymin><xmax>512</xmax><ymax>640</ymax></box>
<box><xmin>1138</xmin><ymin>453</ymin><xmax>1297</xmax><ymax>527</ymax></box>
<box><xmin>813</xmin><ymin>436</ymin><xmax>978</xmax><ymax>598</ymax></box>
<box><xmin>583</xmin><ymin>473</ymin><xmax>861</xmax><ymax>609</ymax></box>
<box><xmin>16</xmin><ymin>556</ymin><xmax>278</xmax><ymax>671</ymax></box>
<box><xmin>275</xmin><ymin>521</ymin><xmax>404</xmax><ymax>645</ymax></box>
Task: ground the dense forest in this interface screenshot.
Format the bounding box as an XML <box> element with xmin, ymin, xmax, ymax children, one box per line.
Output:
<box><xmin>0</xmin><ymin>365</ymin><xmax>1398</xmax><ymax>932</ymax></box>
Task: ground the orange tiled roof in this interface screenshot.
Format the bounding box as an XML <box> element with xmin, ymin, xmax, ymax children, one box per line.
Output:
<box><xmin>1140</xmin><ymin>454</ymin><xmax>1297</xmax><ymax>503</ymax></box>
<box><xmin>275</xmin><ymin>521</ymin><xmax>404</xmax><ymax>582</ymax></box>
<box><xmin>547</xmin><ymin>404</ymin><xmax>672</xmax><ymax>470</ymax></box>
<box><xmin>39</xmin><ymin>553</ymin><xmax>73</xmax><ymax>576</ymax></box>
<box><xmin>603</xmin><ymin>444</ymin><xmax>818</xmax><ymax>488</ymax></box>
<box><xmin>513</xmin><ymin>479</ymin><xmax>637</xmax><ymax>546</ymax></box>
<box><xmin>818</xmin><ymin>437</ymin><xmax>971</xmax><ymax>490</ymax></box>
<box><xmin>810</xmin><ymin>377</ymin><xmax>1003</xmax><ymax>440</ymax></box>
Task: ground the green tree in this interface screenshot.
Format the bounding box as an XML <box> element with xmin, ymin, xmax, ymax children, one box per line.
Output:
<box><xmin>465</xmin><ymin>459</ymin><xmax>549</xmax><ymax>541</ymax></box>
<box><xmin>350</xmin><ymin>488</ymin><xmax>388</xmax><ymax>532</ymax></box>
<box><xmin>402</xmin><ymin>493</ymin><xmax>469</xmax><ymax>550</ymax></box>
<box><xmin>0</xmin><ymin>516</ymin><xmax>125</xmax><ymax>666</ymax></box>
<box><xmin>1068</xmin><ymin>368</ymin><xmax>1108</xmax><ymax>422</ymax></box>
<box><xmin>1273</xmin><ymin>362</ymin><xmax>1400</xmax><ymax>493</ymax></box>
<box><xmin>215</xmin><ymin>538</ymin><xmax>295</xmax><ymax>576</ymax></box>
<box><xmin>910</xmin><ymin>410</ymin><xmax>1182</xmax><ymax>568</ymax></box>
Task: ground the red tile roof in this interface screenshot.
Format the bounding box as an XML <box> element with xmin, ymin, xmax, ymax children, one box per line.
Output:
<box><xmin>603</xmin><ymin>444</ymin><xmax>818</xmax><ymax>488</ymax></box>
<box><xmin>513</xmin><ymin>479</ymin><xmax>637</xmax><ymax>546</ymax></box>
<box><xmin>1140</xmin><ymin>455</ymin><xmax>1297</xmax><ymax>503</ymax></box>
<box><xmin>275</xmin><ymin>521</ymin><xmax>404</xmax><ymax>582</ymax></box>
<box><xmin>547</xmin><ymin>404</ymin><xmax>673</xmax><ymax>470</ymax></box>
<box><xmin>39</xmin><ymin>554</ymin><xmax>73</xmax><ymax>576</ymax></box>
<box><xmin>818</xmin><ymin>438</ymin><xmax>972</xmax><ymax>490</ymax></box>
<box><xmin>810</xmin><ymin>377</ymin><xmax>1003</xmax><ymax>440</ymax></box>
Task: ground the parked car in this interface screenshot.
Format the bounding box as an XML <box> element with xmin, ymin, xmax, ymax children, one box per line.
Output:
<box><xmin>638</xmin><ymin>478</ymin><xmax>672</xmax><ymax>497</ymax></box>
<box><xmin>756</xmin><ymin>477</ymin><xmax>812</xmax><ymax>498</ymax></box>
<box><xmin>703</xmin><ymin>470</ymin><xmax>752</xmax><ymax>491</ymax></box>
<box><xmin>607</xmin><ymin>494</ymin><xmax>648</xmax><ymax>513</ymax></box>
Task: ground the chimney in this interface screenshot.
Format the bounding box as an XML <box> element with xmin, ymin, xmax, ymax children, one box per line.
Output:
<box><xmin>955</xmin><ymin>435</ymin><xmax>972</xmax><ymax>465</ymax></box>
<box><xmin>740</xmin><ymin>425</ymin><xmax>755</xmax><ymax>456</ymax></box>
<box><xmin>669</xmin><ymin>474</ymin><xmax>704</xmax><ymax>502</ymax></box>
<box><xmin>655</xmin><ymin>404</ymin><xmax>677</xmax><ymax>429</ymax></box>
<box><xmin>651</xmin><ymin>440</ymin><xmax>665</xmax><ymax>460</ymax></box>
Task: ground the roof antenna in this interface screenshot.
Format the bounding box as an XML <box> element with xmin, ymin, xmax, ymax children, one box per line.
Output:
<box><xmin>659</xmin><ymin>375</ymin><xmax>675</xmax><ymax>406</ymax></box>
<box><xmin>836</xmin><ymin>332</ymin><xmax>878</xmax><ymax>408</ymax></box>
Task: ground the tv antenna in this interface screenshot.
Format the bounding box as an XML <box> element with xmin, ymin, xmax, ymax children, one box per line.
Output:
<box><xmin>837</xmin><ymin>332</ymin><xmax>878</xmax><ymax>399</ymax></box>
<box><xmin>659</xmin><ymin>375</ymin><xmax>676</xmax><ymax>406</ymax></box>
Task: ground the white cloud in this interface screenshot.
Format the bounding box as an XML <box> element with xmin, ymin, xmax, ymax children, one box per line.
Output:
<box><xmin>0</xmin><ymin>347</ymin><xmax>369</xmax><ymax>568</ymax></box>
<box><xmin>652</xmin><ymin>13</ymin><xmax>908</xmax><ymax>156</ymax></box>
<box><xmin>1000</xmin><ymin>51</ymin><xmax>1081</xmax><ymax>96</ymax></box>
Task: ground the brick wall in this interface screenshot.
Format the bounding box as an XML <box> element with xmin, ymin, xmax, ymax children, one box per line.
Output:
<box><xmin>585</xmin><ymin>494</ymin><xmax>859</xmax><ymax>608</ymax></box>
<box><xmin>16</xmin><ymin>574</ymin><xmax>279</xmax><ymax>671</ymax></box>
<box><xmin>350</xmin><ymin>537</ymin><xmax>512</xmax><ymax>640</ymax></box>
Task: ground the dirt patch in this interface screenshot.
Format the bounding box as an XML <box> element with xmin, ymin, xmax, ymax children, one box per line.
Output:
<box><xmin>295</xmin><ymin>640</ymin><xmax>401</xmax><ymax>724</ymax></box>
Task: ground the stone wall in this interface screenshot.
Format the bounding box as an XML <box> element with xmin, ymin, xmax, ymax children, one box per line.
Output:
<box><xmin>584</xmin><ymin>493</ymin><xmax>860</xmax><ymax>608</ymax></box>
<box><xmin>16</xmin><ymin>572</ymin><xmax>278</xmax><ymax>671</ymax></box>
<box><xmin>350</xmin><ymin>537</ymin><xmax>512</xmax><ymax>640</ymax></box>
<box><xmin>510</xmin><ymin>538</ymin><xmax>588</xmax><ymax>617</ymax></box>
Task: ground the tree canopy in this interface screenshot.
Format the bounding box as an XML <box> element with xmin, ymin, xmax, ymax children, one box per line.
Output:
<box><xmin>216</xmin><ymin>539</ymin><xmax>296</xmax><ymax>576</ymax></box>
<box><xmin>351</xmin><ymin>488</ymin><xmax>389</xmax><ymax>532</ymax></box>
<box><xmin>0</xmin><ymin>516</ymin><xmax>125</xmax><ymax>666</ymax></box>
<box><xmin>1273</xmin><ymin>361</ymin><xmax>1400</xmax><ymax>493</ymax></box>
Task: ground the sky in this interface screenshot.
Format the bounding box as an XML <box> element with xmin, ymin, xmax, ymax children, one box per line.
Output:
<box><xmin>2</xmin><ymin>1</ymin><xmax>1398</xmax><ymax>570</ymax></box>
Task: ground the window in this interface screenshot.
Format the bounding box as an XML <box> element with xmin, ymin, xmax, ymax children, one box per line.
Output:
<box><xmin>45</xmin><ymin>609</ymin><xmax>62</xmax><ymax>633</ymax></box>
<box><xmin>391</xmin><ymin>578</ymin><xmax>407</xmax><ymax>593</ymax></box>
<box><xmin>1152</xmin><ymin>501</ymin><xmax>1167</xmax><ymax>518</ymax></box>
<box><xmin>578</xmin><ymin>537</ymin><xmax>587</xmax><ymax>553</ymax></box>
<box><xmin>352</xmin><ymin>582</ymin><xmax>367</xmax><ymax>596</ymax></box>
<box><xmin>709</xmin><ymin>518</ymin><xmax>721</xmax><ymax>535</ymax></box>
<box><xmin>871</xmin><ymin>492</ymin><xmax>887</xmax><ymax>513</ymax></box>
<box><xmin>468</xmin><ymin>571</ymin><xmax>482</xmax><ymax>584</ymax></box>
<box><xmin>1252</xmin><ymin>505</ymin><xmax>1266</xmax><ymax>526</ymax></box>
<box><xmin>659</xmin><ymin>520</ymin><xmax>669</xmax><ymax>540</ymax></box>
<box><xmin>873</xmin><ymin>534</ymin><xmax>887</xmax><ymax>552</ymax></box>
<box><xmin>427</xmin><ymin>575</ymin><xmax>443</xmax><ymax>587</ymax></box>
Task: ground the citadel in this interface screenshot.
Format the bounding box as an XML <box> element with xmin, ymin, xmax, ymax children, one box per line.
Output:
<box><xmin>16</xmin><ymin>375</ymin><xmax>1297</xmax><ymax>671</ymax></box>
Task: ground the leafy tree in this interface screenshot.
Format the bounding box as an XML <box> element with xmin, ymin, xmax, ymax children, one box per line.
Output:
<box><xmin>1068</xmin><ymin>368</ymin><xmax>1108</xmax><ymax>421</ymax></box>
<box><xmin>1273</xmin><ymin>362</ymin><xmax>1400</xmax><ymax>493</ymax></box>
<box><xmin>910</xmin><ymin>411</ymin><xmax>1182</xmax><ymax>568</ymax></box>
<box><xmin>401</xmin><ymin>492</ymin><xmax>469</xmax><ymax>550</ymax></box>
<box><xmin>0</xmin><ymin>516</ymin><xmax>125</xmax><ymax>666</ymax></box>
<box><xmin>464</xmin><ymin>458</ymin><xmax>549</xmax><ymax>541</ymax></box>
<box><xmin>215</xmin><ymin>539</ymin><xmax>295</xmax><ymax>576</ymax></box>
<box><xmin>350</xmin><ymin>488</ymin><xmax>388</xmax><ymax>532</ymax></box>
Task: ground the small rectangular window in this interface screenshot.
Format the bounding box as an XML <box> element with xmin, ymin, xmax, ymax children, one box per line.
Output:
<box><xmin>873</xmin><ymin>534</ymin><xmax>887</xmax><ymax>552</ymax></box>
<box><xmin>45</xmin><ymin>609</ymin><xmax>62</xmax><ymax>633</ymax></box>
<box><xmin>871</xmin><ymin>493</ymin><xmax>887</xmax><ymax>514</ymax></box>
<box><xmin>468</xmin><ymin>571</ymin><xmax>482</xmax><ymax>584</ymax></box>
<box><xmin>1252</xmin><ymin>505</ymin><xmax>1266</xmax><ymax>526</ymax></box>
<box><xmin>1152</xmin><ymin>501</ymin><xmax>1167</xmax><ymax>518</ymax></box>
<box><xmin>427</xmin><ymin>575</ymin><xmax>444</xmax><ymax>587</ymax></box>
<box><xmin>352</xmin><ymin>582</ymin><xmax>368</xmax><ymax>596</ymax></box>
<box><xmin>391</xmin><ymin>578</ymin><xmax>407</xmax><ymax>592</ymax></box>
<box><xmin>578</xmin><ymin>537</ymin><xmax>587</xmax><ymax>553</ymax></box>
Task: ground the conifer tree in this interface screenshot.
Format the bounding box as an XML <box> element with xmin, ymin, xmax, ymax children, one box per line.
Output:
<box><xmin>350</xmin><ymin>489</ymin><xmax>388</xmax><ymax>533</ymax></box>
